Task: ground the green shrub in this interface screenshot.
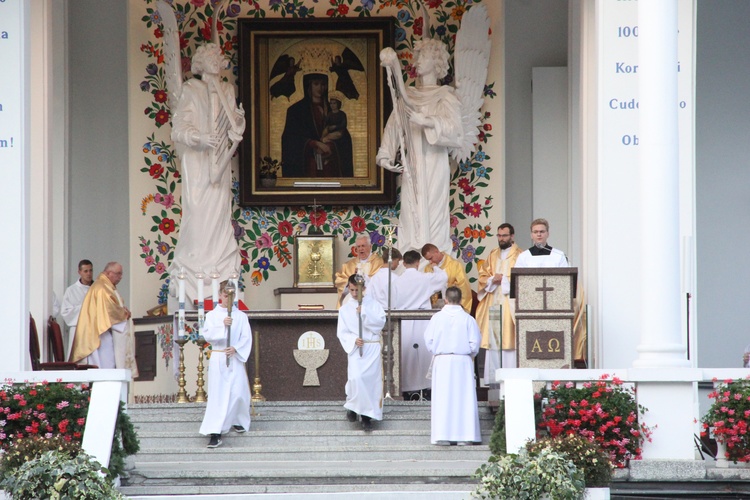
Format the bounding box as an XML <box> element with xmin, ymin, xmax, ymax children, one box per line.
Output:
<box><xmin>0</xmin><ymin>435</ymin><xmax>81</xmax><ymax>480</ymax></box>
<box><xmin>527</xmin><ymin>434</ymin><xmax>612</xmax><ymax>487</ymax></box>
<box><xmin>0</xmin><ymin>450</ymin><xmax>124</xmax><ymax>499</ymax></box>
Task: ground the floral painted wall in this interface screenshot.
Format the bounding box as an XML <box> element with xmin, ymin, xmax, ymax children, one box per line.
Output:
<box><xmin>128</xmin><ymin>0</ymin><xmax>504</xmax><ymax>313</ymax></box>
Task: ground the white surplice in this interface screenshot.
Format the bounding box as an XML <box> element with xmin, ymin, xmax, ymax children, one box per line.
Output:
<box><xmin>367</xmin><ymin>267</ymin><xmax>400</xmax><ymax>311</ymax></box>
<box><xmin>424</xmin><ymin>304</ymin><xmax>481</xmax><ymax>444</ymax></box>
<box><xmin>337</xmin><ymin>294</ymin><xmax>386</xmax><ymax>420</ymax></box>
<box><xmin>199</xmin><ymin>306</ymin><xmax>252</xmax><ymax>435</ymax></box>
<box><xmin>393</xmin><ymin>267</ymin><xmax>447</xmax><ymax>392</ymax></box>
<box><xmin>61</xmin><ymin>280</ymin><xmax>90</xmax><ymax>360</ymax></box>
<box><xmin>514</xmin><ymin>246</ymin><xmax>569</xmax><ymax>268</ymax></box>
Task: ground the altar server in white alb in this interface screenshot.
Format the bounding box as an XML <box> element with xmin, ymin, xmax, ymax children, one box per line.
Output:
<box><xmin>337</xmin><ymin>274</ymin><xmax>387</xmax><ymax>432</ymax></box>
<box><xmin>61</xmin><ymin>259</ymin><xmax>94</xmax><ymax>359</ymax></box>
<box><xmin>424</xmin><ymin>286</ymin><xmax>482</xmax><ymax>445</ymax></box>
<box><xmin>394</xmin><ymin>250</ymin><xmax>447</xmax><ymax>399</ymax></box>
<box><xmin>514</xmin><ymin>218</ymin><xmax>569</xmax><ymax>268</ymax></box>
<box><xmin>199</xmin><ymin>281</ymin><xmax>252</xmax><ymax>448</ymax></box>
<box><xmin>367</xmin><ymin>247</ymin><xmax>402</xmax><ymax>310</ymax></box>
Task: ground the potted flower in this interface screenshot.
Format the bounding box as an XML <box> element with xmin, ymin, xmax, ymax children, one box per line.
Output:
<box><xmin>259</xmin><ymin>156</ymin><xmax>280</xmax><ymax>187</ymax></box>
<box><xmin>539</xmin><ymin>374</ymin><xmax>653</xmax><ymax>468</ymax></box>
<box><xmin>527</xmin><ymin>434</ymin><xmax>613</xmax><ymax>499</ymax></box>
<box><xmin>473</xmin><ymin>446</ymin><xmax>585</xmax><ymax>500</ymax></box>
<box><xmin>701</xmin><ymin>376</ymin><xmax>750</xmax><ymax>463</ymax></box>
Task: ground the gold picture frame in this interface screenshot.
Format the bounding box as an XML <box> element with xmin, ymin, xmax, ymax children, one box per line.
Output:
<box><xmin>237</xmin><ymin>17</ymin><xmax>396</xmax><ymax>206</ymax></box>
<box><xmin>293</xmin><ymin>235</ymin><xmax>336</xmax><ymax>287</ymax></box>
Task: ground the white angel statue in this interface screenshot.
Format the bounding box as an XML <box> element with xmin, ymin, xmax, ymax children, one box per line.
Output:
<box><xmin>376</xmin><ymin>4</ymin><xmax>491</xmax><ymax>254</ymax></box>
<box><xmin>156</xmin><ymin>1</ymin><xmax>245</xmax><ymax>302</ymax></box>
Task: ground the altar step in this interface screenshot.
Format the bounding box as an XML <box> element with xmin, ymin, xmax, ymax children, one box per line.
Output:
<box><xmin>120</xmin><ymin>400</ymin><xmax>494</xmax><ymax>497</ymax></box>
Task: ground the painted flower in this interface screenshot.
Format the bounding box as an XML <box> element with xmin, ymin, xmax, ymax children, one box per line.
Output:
<box><xmin>255</xmin><ymin>232</ymin><xmax>273</xmax><ymax>249</ymax></box>
<box><xmin>337</xmin><ymin>4</ymin><xmax>348</xmax><ymax>15</ymax></box>
<box><xmin>330</xmin><ymin>218</ymin><xmax>341</xmax><ymax>230</ymax></box>
<box><xmin>149</xmin><ymin>164</ymin><xmax>164</xmax><ymax>179</ymax></box>
<box><xmin>157</xmin><ymin>241</ymin><xmax>171</xmax><ymax>255</ymax></box>
<box><xmin>450</xmin><ymin>5</ymin><xmax>466</xmax><ymax>21</ymax></box>
<box><xmin>463</xmin><ymin>227</ymin><xmax>472</xmax><ymax>238</ymax></box>
<box><xmin>457</xmin><ymin>178</ymin><xmax>475</xmax><ymax>195</ymax></box>
<box><xmin>372</xmin><ymin>213</ymin><xmax>383</xmax><ymax>225</ymax></box>
<box><xmin>395</xmin><ymin>28</ymin><xmax>406</xmax><ymax>42</ymax></box>
<box><xmin>242</xmin><ymin>209</ymin><xmax>253</xmax><ymax>221</ymax></box>
<box><xmin>462</xmin><ymin>246</ymin><xmax>475</xmax><ymax>263</ymax></box>
<box><xmin>299</xmin><ymin>222</ymin><xmax>308</xmax><ymax>233</ymax></box>
<box><xmin>351</xmin><ymin>216</ymin><xmax>366</xmax><ymax>233</ymax></box>
<box><xmin>257</xmin><ymin>257</ymin><xmax>271</xmax><ymax>270</ymax></box>
<box><xmin>299</xmin><ymin>6</ymin><xmax>309</xmax><ymax>17</ymax></box>
<box><xmin>232</xmin><ymin>219</ymin><xmax>244</xmax><ymax>240</ymax></box>
<box><xmin>141</xmin><ymin>244</ymin><xmax>151</xmax><ymax>254</ymax></box>
<box><xmin>296</xmin><ymin>209</ymin><xmax>307</xmax><ymax>218</ymax></box>
<box><xmin>477</xmin><ymin>166</ymin><xmax>487</xmax><ymax>178</ymax></box>
<box><xmin>155</xmin><ymin>109</ymin><xmax>170</xmax><ymax>125</ymax></box>
<box><xmin>450</xmin><ymin>215</ymin><xmax>459</xmax><ymax>228</ymax></box>
<box><xmin>451</xmin><ymin>235</ymin><xmax>459</xmax><ymax>252</ymax></box>
<box><xmin>474</xmin><ymin>150</ymin><xmax>487</xmax><ymax>162</ymax></box>
<box><xmin>190</xmin><ymin>0</ymin><xmax>206</xmax><ymax>7</ymax></box>
<box><xmin>413</xmin><ymin>17</ymin><xmax>423</xmax><ymax>36</ymax></box>
<box><xmin>227</xmin><ymin>4</ymin><xmax>241</xmax><ymax>17</ymax></box>
<box><xmin>145</xmin><ymin>256</ymin><xmax>156</xmax><ymax>266</ymax></box>
<box><xmin>484</xmin><ymin>84</ymin><xmax>496</xmax><ymax>97</ymax></box>
<box><xmin>149</xmin><ymin>11</ymin><xmax>162</xmax><ymax>24</ymax></box>
<box><xmin>310</xmin><ymin>209</ymin><xmax>327</xmax><ymax>227</ymax></box>
<box><xmin>258</xmin><ymin>217</ymin><xmax>269</xmax><ymax>230</ymax></box>
<box><xmin>140</xmin><ymin>81</ymin><xmax>150</xmax><ymax>92</ymax></box>
<box><xmin>146</xmin><ymin>63</ymin><xmax>158</xmax><ymax>76</ymax></box>
<box><xmin>270</xmin><ymin>0</ymin><xmax>282</xmax><ymax>5</ymax></box>
<box><xmin>153</xmin><ymin>90</ymin><xmax>168</xmax><ymax>103</ymax></box>
<box><xmin>371</xmin><ymin>232</ymin><xmax>385</xmax><ymax>247</ymax></box>
<box><xmin>397</xmin><ymin>10</ymin><xmax>411</xmax><ymax>22</ymax></box>
<box><xmin>154</xmin><ymin>193</ymin><xmax>174</xmax><ymax>209</ymax></box>
<box><xmin>286</xmin><ymin>2</ymin><xmax>296</xmax><ymax>14</ymax></box>
<box><xmin>251</xmin><ymin>270</ymin><xmax>263</xmax><ymax>285</ymax></box>
<box><xmin>426</xmin><ymin>0</ymin><xmax>442</xmax><ymax>7</ymax></box>
<box><xmin>343</xmin><ymin>228</ymin><xmax>351</xmax><ymax>239</ymax></box>
<box><xmin>279</xmin><ymin>220</ymin><xmax>294</xmax><ymax>237</ymax></box>
<box><xmin>459</xmin><ymin>160</ymin><xmax>472</xmax><ymax>173</ymax></box>
<box><xmin>181</xmin><ymin>56</ymin><xmax>191</xmax><ymax>74</ymax></box>
<box><xmin>155</xmin><ymin>262</ymin><xmax>167</xmax><ymax>274</ymax></box>
<box><xmin>360</xmin><ymin>0</ymin><xmax>374</xmax><ymax>11</ymax></box>
<box><xmin>483</xmin><ymin>123</ymin><xmax>492</xmax><ymax>131</ymax></box>
<box><xmin>472</xmin><ymin>229</ymin><xmax>480</xmax><ymax>239</ymax></box>
<box><xmin>436</xmin><ymin>25</ymin><xmax>446</xmax><ymax>37</ymax></box>
<box><xmin>159</xmin><ymin>217</ymin><xmax>176</xmax><ymax>235</ymax></box>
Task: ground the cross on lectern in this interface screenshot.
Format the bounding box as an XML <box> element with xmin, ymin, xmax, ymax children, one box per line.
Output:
<box><xmin>535</xmin><ymin>279</ymin><xmax>554</xmax><ymax>310</ymax></box>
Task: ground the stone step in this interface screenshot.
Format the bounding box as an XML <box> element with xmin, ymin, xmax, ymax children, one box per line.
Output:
<box><xmin>121</xmin><ymin>484</ymin><xmax>476</xmax><ymax>498</ymax></box>
<box><xmin>123</xmin><ymin>458</ymin><xmax>484</xmax><ymax>486</ymax></box>
<box><xmin>133</xmin><ymin>444</ymin><xmax>491</xmax><ymax>463</ymax></box>
<box><xmin>135</xmin><ymin>429</ymin><xmax>492</xmax><ymax>449</ymax></box>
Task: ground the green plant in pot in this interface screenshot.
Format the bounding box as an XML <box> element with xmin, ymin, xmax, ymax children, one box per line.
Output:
<box><xmin>527</xmin><ymin>434</ymin><xmax>613</xmax><ymax>489</ymax></box>
<box><xmin>473</xmin><ymin>446</ymin><xmax>585</xmax><ymax>500</ymax></box>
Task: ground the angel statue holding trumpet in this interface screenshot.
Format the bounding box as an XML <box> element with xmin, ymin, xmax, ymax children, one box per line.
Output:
<box><xmin>376</xmin><ymin>3</ymin><xmax>491</xmax><ymax>254</ymax></box>
<box><xmin>156</xmin><ymin>0</ymin><xmax>245</xmax><ymax>303</ymax></box>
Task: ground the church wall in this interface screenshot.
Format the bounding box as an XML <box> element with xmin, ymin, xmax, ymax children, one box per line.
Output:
<box><xmin>126</xmin><ymin>0</ymin><xmax>505</xmax><ymax>316</ymax></box>
<box><xmin>504</xmin><ymin>1</ymin><xmax>568</xmax><ymax>245</ymax></box>
<box><xmin>695</xmin><ymin>1</ymin><xmax>750</xmax><ymax>368</ymax></box>
<box><xmin>67</xmin><ymin>0</ymin><xmax>131</xmax><ymax>301</ymax></box>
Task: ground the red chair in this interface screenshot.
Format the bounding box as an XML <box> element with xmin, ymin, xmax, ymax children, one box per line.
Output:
<box><xmin>29</xmin><ymin>314</ymin><xmax>78</xmax><ymax>371</ymax></box>
<box><xmin>47</xmin><ymin>317</ymin><xmax>97</xmax><ymax>370</ymax></box>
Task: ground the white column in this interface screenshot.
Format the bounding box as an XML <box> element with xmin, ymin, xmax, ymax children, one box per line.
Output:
<box><xmin>0</xmin><ymin>1</ymin><xmax>31</xmax><ymax>371</ymax></box>
<box><xmin>635</xmin><ymin>0</ymin><xmax>688</xmax><ymax>368</ymax></box>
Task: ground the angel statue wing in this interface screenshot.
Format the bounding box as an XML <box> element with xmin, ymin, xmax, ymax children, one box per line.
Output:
<box><xmin>449</xmin><ymin>4</ymin><xmax>492</xmax><ymax>162</ymax></box>
<box><xmin>156</xmin><ymin>0</ymin><xmax>183</xmax><ymax>110</ymax></box>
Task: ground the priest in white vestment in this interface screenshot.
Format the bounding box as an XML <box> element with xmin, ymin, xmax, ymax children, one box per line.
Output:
<box><xmin>199</xmin><ymin>281</ymin><xmax>252</xmax><ymax>448</ymax></box>
<box><xmin>367</xmin><ymin>247</ymin><xmax>402</xmax><ymax>310</ymax></box>
<box><xmin>393</xmin><ymin>250</ymin><xmax>447</xmax><ymax>397</ymax></box>
<box><xmin>424</xmin><ymin>286</ymin><xmax>482</xmax><ymax>445</ymax></box>
<box><xmin>337</xmin><ymin>275</ymin><xmax>386</xmax><ymax>431</ymax></box>
<box><xmin>514</xmin><ymin>218</ymin><xmax>569</xmax><ymax>268</ymax></box>
<box><xmin>61</xmin><ymin>259</ymin><xmax>93</xmax><ymax>359</ymax></box>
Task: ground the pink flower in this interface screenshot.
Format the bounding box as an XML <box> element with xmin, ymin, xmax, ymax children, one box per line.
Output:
<box><xmin>255</xmin><ymin>232</ymin><xmax>273</xmax><ymax>249</ymax></box>
<box><xmin>565</xmin><ymin>382</ymin><xmax>574</xmax><ymax>389</ymax></box>
<box><xmin>56</xmin><ymin>401</ymin><xmax>69</xmax><ymax>410</ymax></box>
<box><xmin>155</xmin><ymin>262</ymin><xmax>167</xmax><ymax>274</ymax></box>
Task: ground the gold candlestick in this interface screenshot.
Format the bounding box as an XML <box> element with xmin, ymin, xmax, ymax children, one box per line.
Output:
<box><xmin>194</xmin><ymin>338</ymin><xmax>207</xmax><ymax>403</ymax></box>
<box><xmin>251</xmin><ymin>329</ymin><xmax>266</xmax><ymax>403</ymax></box>
<box><xmin>175</xmin><ymin>337</ymin><xmax>190</xmax><ymax>403</ymax></box>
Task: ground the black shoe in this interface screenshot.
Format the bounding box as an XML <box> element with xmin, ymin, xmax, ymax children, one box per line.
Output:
<box><xmin>232</xmin><ymin>425</ymin><xmax>246</xmax><ymax>433</ymax></box>
<box><xmin>207</xmin><ymin>434</ymin><xmax>222</xmax><ymax>448</ymax></box>
<box><xmin>361</xmin><ymin>416</ymin><xmax>373</xmax><ymax>432</ymax></box>
<box><xmin>346</xmin><ymin>410</ymin><xmax>357</xmax><ymax>422</ymax></box>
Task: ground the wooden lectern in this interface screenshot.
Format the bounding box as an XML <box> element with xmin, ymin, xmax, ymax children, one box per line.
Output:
<box><xmin>510</xmin><ymin>267</ymin><xmax>578</xmax><ymax>369</ymax></box>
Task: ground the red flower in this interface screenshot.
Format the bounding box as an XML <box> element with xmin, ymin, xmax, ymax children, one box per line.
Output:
<box><xmin>337</xmin><ymin>4</ymin><xmax>349</xmax><ymax>14</ymax></box>
<box><xmin>149</xmin><ymin>163</ymin><xmax>164</xmax><ymax>179</ymax></box>
<box><xmin>159</xmin><ymin>217</ymin><xmax>176</xmax><ymax>235</ymax></box>
<box><xmin>426</xmin><ymin>0</ymin><xmax>442</xmax><ymax>7</ymax></box>
<box><xmin>351</xmin><ymin>216</ymin><xmax>366</xmax><ymax>233</ymax></box>
<box><xmin>457</xmin><ymin>178</ymin><xmax>475</xmax><ymax>195</ymax></box>
<box><xmin>413</xmin><ymin>18</ymin><xmax>423</xmax><ymax>36</ymax></box>
<box><xmin>310</xmin><ymin>209</ymin><xmax>327</xmax><ymax>227</ymax></box>
<box><xmin>155</xmin><ymin>109</ymin><xmax>170</xmax><ymax>125</ymax></box>
<box><xmin>483</xmin><ymin>123</ymin><xmax>492</xmax><ymax>131</ymax></box>
<box><xmin>154</xmin><ymin>90</ymin><xmax>168</xmax><ymax>103</ymax></box>
<box><xmin>154</xmin><ymin>27</ymin><xmax>163</xmax><ymax>38</ymax></box>
<box><xmin>463</xmin><ymin>227</ymin><xmax>472</xmax><ymax>238</ymax></box>
<box><xmin>279</xmin><ymin>220</ymin><xmax>294</xmax><ymax>237</ymax></box>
